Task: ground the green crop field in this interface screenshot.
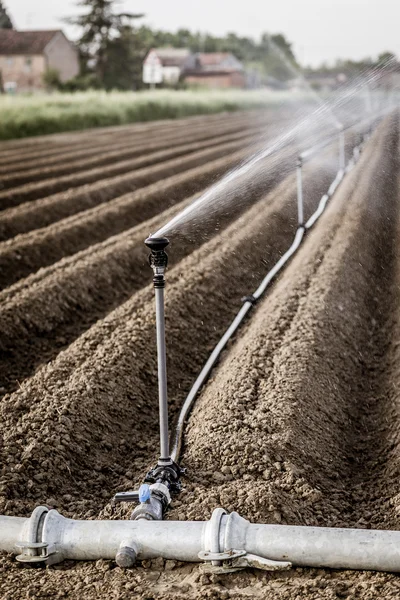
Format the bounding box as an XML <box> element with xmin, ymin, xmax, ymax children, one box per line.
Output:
<box><xmin>0</xmin><ymin>88</ymin><xmax>299</xmax><ymax>140</ymax></box>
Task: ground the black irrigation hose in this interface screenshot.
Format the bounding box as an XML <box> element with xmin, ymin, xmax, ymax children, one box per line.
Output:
<box><xmin>170</xmin><ymin>123</ymin><xmax>381</xmax><ymax>463</ymax></box>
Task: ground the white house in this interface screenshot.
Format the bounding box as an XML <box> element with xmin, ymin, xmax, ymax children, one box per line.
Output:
<box><xmin>143</xmin><ymin>48</ymin><xmax>191</xmax><ymax>86</ymax></box>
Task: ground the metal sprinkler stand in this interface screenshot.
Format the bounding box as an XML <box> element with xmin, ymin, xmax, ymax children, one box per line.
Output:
<box><xmin>296</xmin><ymin>156</ymin><xmax>304</xmax><ymax>227</ymax></box>
<box><xmin>339</xmin><ymin>126</ymin><xmax>346</xmax><ymax>171</ymax></box>
<box><xmin>146</xmin><ymin>236</ymin><xmax>171</xmax><ymax>462</ymax></box>
<box><xmin>113</xmin><ymin>236</ymin><xmax>182</xmax><ymax>524</ymax></box>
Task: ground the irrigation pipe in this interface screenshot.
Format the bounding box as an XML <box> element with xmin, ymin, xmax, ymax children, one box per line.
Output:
<box><xmin>5</xmin><ymin>505</ymin><xmax>400</xmax><ymax>573</ymax></box>
<box><xmin>171</xmin><ymin>124</ymin><xmax>378</xmax><ymax>463</ymax></box>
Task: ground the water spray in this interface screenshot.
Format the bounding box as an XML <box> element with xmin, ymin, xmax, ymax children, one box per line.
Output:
<box><xmin>113</xmin><ymin>236</ymin><xmax>182</xmax><ymax>524</ymax></box>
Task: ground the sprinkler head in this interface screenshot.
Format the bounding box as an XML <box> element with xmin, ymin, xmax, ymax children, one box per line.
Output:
<box><xmin>144</xmin><ymin>236</ymin><xmax>169</xmax><ymax>252</ymax></box>
<box><xmin>145</xmin><ymin>236</ymin><xmax>169</xmax><ymax>286</ymax></box>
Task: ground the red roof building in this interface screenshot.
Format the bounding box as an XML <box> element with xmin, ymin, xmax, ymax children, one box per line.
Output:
<box><xmin>184</xmin><ymin>52</ymin><xmax>246</xmax><ymax>89</ymax></box>
<box><xmin>0</xmin><ymin>30</ymin><xmax>79</xmax><ymax>92</ymax></box>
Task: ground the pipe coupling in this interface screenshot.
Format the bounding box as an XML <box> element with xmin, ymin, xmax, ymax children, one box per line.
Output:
<box><xmin>199</xmin><ymin>508</ymin><xmax>291</xmax><ymax>574</ymax></box>
<box><xmin>131</xmin><ymin>483</ymin><xmax>170</xmax><ymax>521</ymax></box>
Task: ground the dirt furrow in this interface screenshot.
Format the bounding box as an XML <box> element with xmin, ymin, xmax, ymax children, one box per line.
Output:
<box><xmin>0</xmin><ymin>146</ymin><xmax>263</xmax><ymax>288</ymax></box>
<box><xmin>0</xmin><ymin>126</ymin><xmax>258</xmax><ymax>190</ymax></box>
<box><xmin>179</xmin><ymin>114</ymin><xmax>398</xmax><ymax>525</ymax></box>
<box><xmin>0</xmin><ymin>135</ymin><xmax>262</xmax><ymax>246</ymax></box>
<box><xmin>0</xmin><ymin>114</ymin><xmax>266</xmax><ymax>184</ymax></box>
<box><xmin>0</xmin><ymin>158</ymin><xmax>334</xmax><ymax>398</ymax></box>
<box><xmin>0</xmin><ymin>110</ymin><xmax>264</xmax><ymax>168</ymax></box>
<box><xmin>0</xmin><ymin>134</ymin><xmax>301</xmax><ymax>288</ymax></box>
<box><xmin>0</xmin><ymin>115</ymin><xmax>398</xmax><ymax>600</ymax></box>
<box><xmin>0</xmin><ymin>139</ymin><xmax>340</xmax><ymax>520</ymax></box>
<box><xmin>0</xmin><ymin>130</ymin><xmax>259</xmax><ymax>208</ymax></box>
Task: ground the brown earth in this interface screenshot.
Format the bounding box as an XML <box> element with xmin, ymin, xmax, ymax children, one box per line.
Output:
<box><xmin>0</xmin><ymin>112</ymin><xmax>265</xmax><ymax>181</ymax></box>
<box><xmin>0</xmin><ymin>110</ymin><xmax>264</xmax><ymax>167</ymax></box>
<box><xmin>1</xmin><ymin>110</ymin><xmax>400</xmax><ymax>599</ymax></box>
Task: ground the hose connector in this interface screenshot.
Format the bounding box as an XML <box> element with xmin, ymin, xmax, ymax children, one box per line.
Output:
<box><xmin>130</xmin><ymin>482</ymin><xmax>171</xmax><ymax>521</ymax></box>
<box><xmin>145</xmin><ymin>236</ymin><xmax>169</xmax><ymax>288</ymax></box>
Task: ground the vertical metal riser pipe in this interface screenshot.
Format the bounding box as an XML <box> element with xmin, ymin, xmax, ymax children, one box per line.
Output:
<box><xmin>296</xmin><ymin>156</ymin><xmax>304</xmax><ymax>226</ymax></box>
<box><xmin>144</xmin><ymin>236</ymin><xmax>171</xmax><ymax>461</ymax></box>
<box><xmin>339</xmin><ymin>128</ymin><xmax>346</xmax><ymax>171</ymax></box>
<box><xmin>113</xmin><ymin>236</ymin><xmax>182</xmax><ymax>519</ymax></box>
<box><xmin>155</xmin><ymin>284</ymin><xmax>169</xmax><ymax>460</ymax></box>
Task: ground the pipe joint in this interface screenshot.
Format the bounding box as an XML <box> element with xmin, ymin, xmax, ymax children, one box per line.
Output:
<box><xmin>200</xmin><ymin>509</ymin><xmax>291</xmax><ymax>574</ymax></box>
<box><xmin>146</xmin><ymin>457</ymin><xmax>183</xmax><ymax>494</ymax></box>
<box><xmin>15</xmin><ymin>506</ymin><xmax>59</xmax><ymax>565</ymax></box>
<box><xmin>114</xmin><ymin>458</ymin><xmax>183</xmax><ymax>521</ymax></box>
<box><xmin>131</xmin><ymin>483</ymin><xmax>170</xmax><ymax>521</ymax></box>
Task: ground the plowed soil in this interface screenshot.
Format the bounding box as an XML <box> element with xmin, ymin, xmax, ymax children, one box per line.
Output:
<box><xmin>1</xmin><ymin>110</ymin><xmax>400</xmax><ymax>600</ymax></box>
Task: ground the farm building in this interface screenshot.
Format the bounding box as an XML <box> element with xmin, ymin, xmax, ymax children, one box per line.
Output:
<box><xmin>143</xmin><ymin>48</ymin><xmax>192</xmax><ymax>85</ymax></box>
<box><xmin>143</xmin><ymin>49</ymin><xmax>246</xmax><ymax>88</ymax></box>
<box><xmin>184</xmin><ymin>52</ymin><xmax>246</xmax><ymax>88</ymax></box>
<box><xmin>0</xmin><ymin>30</ymin><xmax>79</xmax><ymax>93</ymax></box>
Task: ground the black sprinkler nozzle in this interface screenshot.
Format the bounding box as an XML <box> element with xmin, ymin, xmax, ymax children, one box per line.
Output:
<box><xmin>145</xmin><ymin>236</ymin><xmax>169</xmax><ymax>286</ymax></box>
<box><xmin>144</xmin><ymin>236</ymin><xmax>169</xmax><ymax>253</ymax></box>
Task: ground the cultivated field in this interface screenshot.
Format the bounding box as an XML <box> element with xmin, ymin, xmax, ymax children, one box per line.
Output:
<box><xmin>1</xmin><ymin>108</ymin><xmax>400</xmax><ymax>599</ymax></box>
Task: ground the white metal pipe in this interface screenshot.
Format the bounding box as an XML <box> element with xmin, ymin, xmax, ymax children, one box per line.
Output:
<box><xmin>296</xmin><ymin>160</ymin><xmax>304</xmax><ymax>226</ymax></box>
<box><xmin>339</xmin><ymin>129</ymin><xmax>345</xmax><ymax>171</ymax></box>
<box><xmin>247</xmin><ymin>524</ymin><xmax>400</xmax><ymax>572</ymax></box>
<box><xmin>4</xmin><ymin>508</ymin><xmax>400</xmax><ymax>573</ymax></box>
<box><xmin>0</xmin><ymin>516</ymin><xmax>28</xmax><ymax>553</ymax></box>
<box><xmin>42</xmin><ymin>511</ymin><xmax>203</xmax><ymax>562</ymax></box>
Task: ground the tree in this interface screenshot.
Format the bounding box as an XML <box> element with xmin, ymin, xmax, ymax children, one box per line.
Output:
<box><xmin>377</xmin><ymin>52</ymin><xmax>397</xmax><ymax>66</ymax></box>
<box><xmin>66</xmin><ymin>0</ymin><xmax>143</xmax><ymax>83</ymax></box>
<box><xmin>0</xmin><ymin>1</ymin><xmax>13</xmax><ymax>29</ymax></box>
<box><xmin>269</xmin><ymin>34</ymin><xmax>296</xmax><ymax>63</ymax></box>
<box><xmin>104</xmin><ymin>26</ymin><xmax>146</xmax><ymax>89</ymax></box>
<box><xmin>257</xmin><ymin>33</ymin><xmax>298</xmax><ymax>81</ymax></box>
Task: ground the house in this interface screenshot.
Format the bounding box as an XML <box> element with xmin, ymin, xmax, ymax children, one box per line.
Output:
<box><xmin>0</xmin><ymin>30</ymin><xmax>79</xmax><ymax>93</ymax></box>
<box><xmin>143</xmin><ymin>48</ymin><xmax>191</xmax><ymax>86</ymax></box>
<box><xmin>142</xmin><ymin>49</ymin><xmax>247</xmax><ymax>89</ymax></box>
<box><xmin>183</xmin><ymin>52</ymin><xmax>246</xmax><ymax>89</ymax></box>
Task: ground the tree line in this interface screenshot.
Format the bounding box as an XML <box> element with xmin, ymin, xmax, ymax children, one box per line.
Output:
<box><xmin>0</xmin><ymin>0</ymin><xmax>396</xmax><ymax>92</ymax></box>
<box><xmin>60</xmin><ymin>0</ymin><xmax>300</xmax><ymax>90</ymax></box>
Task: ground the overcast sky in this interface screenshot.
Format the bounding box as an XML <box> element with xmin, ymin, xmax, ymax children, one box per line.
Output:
<box><xmin>8</xmin><ymin>0</ymin><xmax>400</xmax><ymax>67</ymax></box>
